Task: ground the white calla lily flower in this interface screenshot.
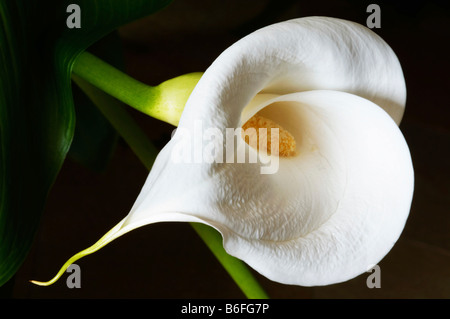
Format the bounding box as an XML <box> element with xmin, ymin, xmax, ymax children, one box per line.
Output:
<box><xmin>34</xmin><ymin>16</ymin><xmax>414</xmax><ymax>287</ymax></box>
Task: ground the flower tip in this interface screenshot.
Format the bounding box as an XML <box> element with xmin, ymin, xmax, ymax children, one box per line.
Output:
<box><xmin>29</xmin><ymin>279</ymin><xmax>54</xmax><ymax>287</ymax></box>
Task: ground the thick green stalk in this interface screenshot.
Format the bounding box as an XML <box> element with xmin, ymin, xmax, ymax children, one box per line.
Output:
<box><xmin>72</xmin><ymin>51</ymin><xmax>202</xmax><ymax>127</ymax></box>
<box><xmin>72</xmin><ymin>51</ymin><xmax>155</xmax><ymax>114</ymax></box>
<box><xmin>71</xmin><ymin>65</ymin><xmax>269</xmax><ymax>299</ymax></box>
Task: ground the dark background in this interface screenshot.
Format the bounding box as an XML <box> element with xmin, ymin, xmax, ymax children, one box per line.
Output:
<box><xmin>6</xmin><ymin>0</ymin><xmax>450</xmax><ymax>298</ymax></box>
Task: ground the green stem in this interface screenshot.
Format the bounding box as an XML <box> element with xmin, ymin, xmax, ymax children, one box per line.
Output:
<box><xmin>72</xmin><ymin>74</ymin><xmax>269</xmax><ymax>299</ymax></box>
<box><xmin>72</xmin><ymin>51</ymin><xmax>157</xmax><ymax>118</ymax></box>
<box><xmin>72</xmin><ymin>51</ymin><xmax>202</xmax><ymax>127</ymax></box>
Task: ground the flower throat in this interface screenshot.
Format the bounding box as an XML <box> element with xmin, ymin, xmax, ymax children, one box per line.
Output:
<box><xmin>242</xmin><ymin>114</ymin><xmax>296</xmax><ymax>157</ymax></box>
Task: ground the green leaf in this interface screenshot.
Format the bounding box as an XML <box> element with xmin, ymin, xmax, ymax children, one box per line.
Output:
<box><xmin>0</xmin><ymin>0</ymin><xmax>172</xmax><ymax>287</ymax></box>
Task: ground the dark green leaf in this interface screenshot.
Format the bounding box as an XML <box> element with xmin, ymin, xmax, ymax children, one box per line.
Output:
<box><xmin>0</xmin><ymin>0</ymin><xmax>172</xmax><ymax>287</ymax></box>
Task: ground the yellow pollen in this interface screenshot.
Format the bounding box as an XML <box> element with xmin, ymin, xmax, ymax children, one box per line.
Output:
<box><xmin>242</xmin><ymin>114</ymin><xmax>296</xmax><ymax>157</ymax></box>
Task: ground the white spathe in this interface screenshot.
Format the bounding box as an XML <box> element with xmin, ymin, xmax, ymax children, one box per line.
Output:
<box><xmin>119</xmin><ymin>17</ymin><xmax>413</xmax><ymax>286</ymax></box>
<box><xmin>56</xmin><ymin>16</ymin><xmax>414</xmax><ymax>287</ymax></box>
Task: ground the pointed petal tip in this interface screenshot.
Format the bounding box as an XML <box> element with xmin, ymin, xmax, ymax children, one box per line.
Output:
<box><xmin>28</xmin><ymin>259</ymin><xmax>75</xmax><ymax>287</ymax></box>
<box><xmin>29</xmin><ymin>279</ymin><xmax>54</xmax><ymax>287</ymax></box>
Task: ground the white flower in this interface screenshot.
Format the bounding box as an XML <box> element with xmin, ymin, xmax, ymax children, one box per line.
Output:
<box><xmin>36</xmin><ymin>16</ymin><xmax>414</xmax><ymax>287</ymax></box>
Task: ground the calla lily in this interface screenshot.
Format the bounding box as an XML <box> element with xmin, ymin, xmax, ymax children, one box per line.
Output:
<box><xmin>32</xmin><ymin>16</ymin><xmax>414</xmax><ymax>287</ymax></box>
